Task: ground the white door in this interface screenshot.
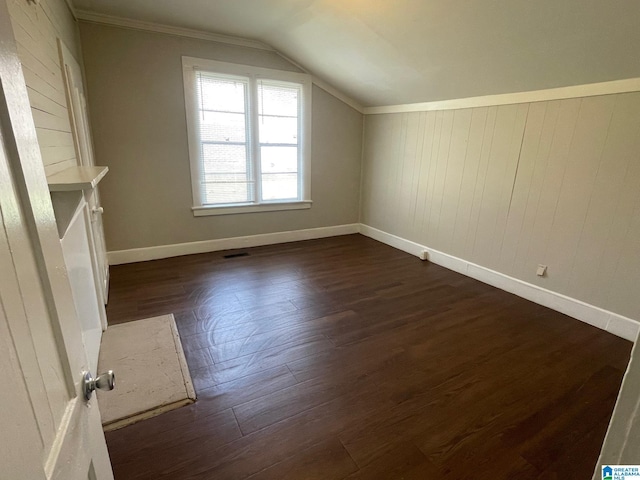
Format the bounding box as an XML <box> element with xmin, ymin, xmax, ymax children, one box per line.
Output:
<box><xmin>58</xmin><ymin>39</ymin><xmax>110</xmax><ymax>307</ymax></box>
<box><xmin>0</xmin><ymin>7</ymin><xmax>113</xmax><ymax>480</ymax></box>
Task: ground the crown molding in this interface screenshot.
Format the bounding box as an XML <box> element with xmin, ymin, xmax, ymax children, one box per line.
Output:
<box><xmin>364</xmin><ymin>77</ymin><xmax>640</xmax><ymax>115</ymax></box>
<box><xmin>75</xmin><ymin>10</ymin><xmax>274</xmax><ymax>51</ymax></box>
<box><xmin>74</xmin><ymin>10</ymin><xmax>365</xmax><ymax>113</ymax></box>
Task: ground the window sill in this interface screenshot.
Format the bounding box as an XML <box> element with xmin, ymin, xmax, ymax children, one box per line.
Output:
<box><xmin>192</xmin><ymin>201</ymin><xmax>312</xmax><ymax>217</ymax></box>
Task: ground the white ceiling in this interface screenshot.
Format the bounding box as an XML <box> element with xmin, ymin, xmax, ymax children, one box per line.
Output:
<box><xmin>72</xmin><ymin>0</ymin><xmax>640</xmax><ymax>107</ymax></box>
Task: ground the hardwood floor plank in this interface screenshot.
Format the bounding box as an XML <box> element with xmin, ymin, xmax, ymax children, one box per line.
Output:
<box><xmin>233</xmin><ymin>373</ymin><xmax>374</xmax><ymax>435</ymax></box>
<box><xmin>189</xmin><ymin>334</ymin><xmax>335</xmax><ymax>391</ymax></box>
<box><xmin>342</xmin><ymin>441</ymin><xmax>441</xmax><ymax>479</ymax></box>
<box><xmin>196</xmin><ymin>365</ymin><xmax>299</xmax><ymax>414</ymax></box>
<box><xmin>436</xmin><ymin>433</ymin><xmax>540</xmax><ymax>480</ymax></box>
<box><xmin>286</xmin><ymin>334</ymin><xmax>407</xmax><ymax>384</ymax></box>
<box><xmin>190</xmin><ymin>302</ymin><xmax>341</xmax><ymax>341</ymax></box>
<box><xmin>166</xmin><ymin>381</ymin><xmax>394</xmax><ymax>479</ymax></box>
<box><xmin>244</xmin><ymin>439</ymin><xmax>358</xmax><ymax>480</ymax></box>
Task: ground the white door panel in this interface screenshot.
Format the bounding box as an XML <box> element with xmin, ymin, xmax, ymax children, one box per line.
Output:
<box><xmin>0</xmin><ymin>300</ymin><xmax>47</xmax><ymax>480</ymax></box>
<box><xmin>0</xmin><ymin>5</ymin><xmax>113</xmax><ymax>479</ymax></box>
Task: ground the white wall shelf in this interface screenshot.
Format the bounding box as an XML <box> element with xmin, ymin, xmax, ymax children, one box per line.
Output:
<box><xmin>47</xmin><ymin>166</ymin><xmax>109</xmax><ymax>239</ymax></box>
<box><xmin>47</xmin><ymin>166</ymin><xmax>109</xmax><ymax>192</ymax></box>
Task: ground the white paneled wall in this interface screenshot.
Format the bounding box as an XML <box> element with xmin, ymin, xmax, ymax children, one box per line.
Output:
<box><xmin>8</xmin><ymin>0</ymin><xmax>80</xmax><ymax>175</ymax></box>
<box><xmin>361</xmin><ymin>92</ymin><xmax>640</xmax><ymax>321</ymax></box>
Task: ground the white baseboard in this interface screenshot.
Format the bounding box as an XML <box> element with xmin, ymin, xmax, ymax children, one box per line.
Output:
<box><xmin>108</xmin><ymin>222</ymin><xmax>639</xmax><ymax>342</ymax></box>
<box><xmin>107</xmin><ymin>223</ymin><xmax>360</xmax><ymax>265</ymax></box>
<box><xmin>359</xmin><ymin>224</ymin><xmax>640</xmax><ymax>342</ymax></box>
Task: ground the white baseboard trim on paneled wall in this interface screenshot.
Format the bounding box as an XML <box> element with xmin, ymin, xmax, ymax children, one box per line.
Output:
<box><xmin>359</xmin><ymin>224</ymin><xmax>640</xmax><ymax>342</ymax></box>
<box><xmin>108</xmin><ymin>223</ymin><xmax>360</xmax><ymax>265</ymax></box>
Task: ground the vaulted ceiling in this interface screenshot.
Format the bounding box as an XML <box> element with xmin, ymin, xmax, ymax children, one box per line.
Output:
<box><xmin>72</xmin><ymin>0</ymin><xmax>640</xmax><ymax>107</ymax></box>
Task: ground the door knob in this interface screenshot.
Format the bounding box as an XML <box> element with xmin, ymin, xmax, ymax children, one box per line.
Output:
<box><xmin>83</xmin><ymin>370</ymin><xmax>115</xmax><ymax>400</ymax></box>
<box><xmin>92</xmin><ymin>207</ymin><xmax>104</xmax><ymax>214</ymax></box>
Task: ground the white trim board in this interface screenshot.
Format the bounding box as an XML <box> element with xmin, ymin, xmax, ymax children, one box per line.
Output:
<box><xmin>359</xmin><ymin>224</ymin><xmax>640</xmax><ymax>342</ymax></box>
<box><xmin>364</xmin><ymin>77</ymin><xmax>640</xmax><ymax>115</ymax></box>
<box><xmin>75</xmin><ymin>11</ymin><xmax>273</xmax><ymax>51</ymax></box>
<box><xmin>107</xmin><ymin>223</ymin><xmax>360</xmax><ymax>265</ymax></box>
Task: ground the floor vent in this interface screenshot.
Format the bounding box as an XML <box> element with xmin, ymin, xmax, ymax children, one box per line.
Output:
<box><xmin>223</xmin><ymin>252</ymin><xmax>249</xmax><ymax>259</ymax></box>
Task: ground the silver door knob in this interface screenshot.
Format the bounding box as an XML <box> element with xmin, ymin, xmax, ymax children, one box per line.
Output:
<box><xmin>92</xmin><ymin>206</ymin><xmax>104</xmax><ymax>214</ymax></box>
<box><xmin>83</xmin><ymin>370</ymin><xmax>115</xmax><ymax>400</ymax></box>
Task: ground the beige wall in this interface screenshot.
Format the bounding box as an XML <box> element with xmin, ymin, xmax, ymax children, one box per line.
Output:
<box><xmin>7</xmin><ymin>0</ymin><xmax>82</xmax><ymax>176</ymax></box>
<box><xmin>361</xmin><ymin>93</ymin><xmax>640</xmax><ymax>321</ymax></box>
<box><xmin>78</xmin><ymin>22</ymin><xmax>363</xmax><ymax>252</ymax></box>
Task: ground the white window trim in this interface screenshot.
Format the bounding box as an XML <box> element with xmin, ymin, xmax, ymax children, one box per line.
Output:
<box><xmin>192</xmin><ymin>200</ymin><xmax>312</xmax><ymax>217</ymax></box>
<box><xmin>182</xmin><ymin>56</ymin><xmax>312</xmax><ymax>215</ymax></box>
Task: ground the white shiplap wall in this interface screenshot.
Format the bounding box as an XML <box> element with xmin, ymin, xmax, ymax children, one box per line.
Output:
<box><xmin>8</xmin><ymin>0</ymin><xmax>80</xmax><ymax>176</ymax></box>
<box><xmin>361</xmin><ymin>92</ymin><xmax>640</xmax><ymax>322</ymax></box>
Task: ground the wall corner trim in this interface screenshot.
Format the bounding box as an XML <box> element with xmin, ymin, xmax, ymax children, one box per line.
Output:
<box><xmin>107</xmin><ymin>223</ymin><xmax>360</xmax><ymax>265</ymax></box>
<box><xmin>359</xmin><ymin>224</ymin><xmax>640</xmax><ymax>342</ymax></box>
<box><xmin>63</xmin><ymin>0</ymin><xmax>77</xmax><ymax>20</ymax></box>
<box><xmin>311</xmin><ymin>80</ymin><xmax>364</xmax><ymax>114</ymax></box>
<box><xmin>364</xmin><ymin>77</ymin><xmax>640</xmax><ymax>115</ymax></box>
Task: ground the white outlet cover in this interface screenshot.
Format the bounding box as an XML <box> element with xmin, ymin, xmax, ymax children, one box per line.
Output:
<box><xmin>536</xmin><ymin>264</ymin><xmax>547</xmax><ymax>276</ymax></box>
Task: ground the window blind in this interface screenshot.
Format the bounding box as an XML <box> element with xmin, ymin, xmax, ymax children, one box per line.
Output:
<box><xmin>257</xmin><ymin>81</ymin><xmax>301</xmax><ymax>201</ymax></box>
<box><xmin>196</xmin><ymin>72</ymin><xmax>253</xmax><ymax>205</ymax></box>
<box><xmin>192</xmin><ymin>70</ymin><xmax>303</xmax><ymax>206</ymax></box>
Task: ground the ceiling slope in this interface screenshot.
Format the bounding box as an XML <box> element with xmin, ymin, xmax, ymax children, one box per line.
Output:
<box><xmin>72</xmin><ymin>0</ymin><xmax>640</xmax><ymax>107</ymax></box>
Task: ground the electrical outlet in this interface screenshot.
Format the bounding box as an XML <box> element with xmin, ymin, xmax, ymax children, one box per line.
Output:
<box><xmin>536</xmin><ymin>264</ymin><xmax>547</xmax><ymax>277</ymax></box>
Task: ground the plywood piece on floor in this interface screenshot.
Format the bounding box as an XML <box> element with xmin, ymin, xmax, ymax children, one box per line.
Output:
<box><xmin>97</xmin><ymin>314</ymin><xmax>195</xmax><ymax>430</ymax></box>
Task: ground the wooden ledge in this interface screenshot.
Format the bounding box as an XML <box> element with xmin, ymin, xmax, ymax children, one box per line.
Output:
<box><xmin>47</xmin><ymin>165</ymin><xmax>108</xmax><ymax>192</ymax></box>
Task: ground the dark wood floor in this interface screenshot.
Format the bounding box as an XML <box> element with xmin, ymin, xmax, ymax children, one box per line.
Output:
<box><xmin>104</xmin><ymin>234</ymin><xmax>631</xmax><ymax>479</ymax></box>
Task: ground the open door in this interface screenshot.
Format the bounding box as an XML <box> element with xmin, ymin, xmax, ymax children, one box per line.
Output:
<box><xmin>0</xmin><ymin>5</ymin><xmax>113</xmax><ymax>480</ymax></box>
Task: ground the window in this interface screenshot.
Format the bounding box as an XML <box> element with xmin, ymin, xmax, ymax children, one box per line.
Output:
<box><xmin>182</xmin><ymin>57</ymin><xmax>312</xmax><ymax>216</ymax></box>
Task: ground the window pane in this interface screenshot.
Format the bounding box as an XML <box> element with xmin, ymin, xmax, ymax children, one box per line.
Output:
<box><xmin>200</xmin><ymin>111</ymin><xmax>246</xmax><ymax>143</ymax></box>
<box><xmin>258</xmin><ymin>116</ymin><xmax>298</xmax><ymax>145</ymax></box>
<box><xmin>195</xmin><ymin>73</ymin><xmax>251</xmax><ymax>206</ymax></box>
<box><xmin>203</xmin><ymin>180</ymin><xmax>252</xmax><ymax>204</ymax></box>
<box><xmin>261</xmin><ymin>173</ymin><xmax>298</xmax><ymax>201</ymax></box>
<box><xmin>258</xmin><ymin>82</ymin><xmax>301</xmax><ymax>202</ymax></box>
<box><xmin>197</xmin><ymin>74</ymin><xmax>246</xmax><ymax>113</ymax></box>
<box><xmin>258</xmin><ymin>83</ymin><xmax>299</xmax><ymax>117</ymax></box>
<box><xmin>202</xmin><ymin>144</ymin><xmax>248</xmax><ymax>174</ymax></box>
<box><xmin>260</xmin><ymin>146</ymin><xmax>298</xmax><ymax>173</ymax></box>
<box><xmin>201</xmin><ymin>143</ymin><xmax>251</xmax><ymax>205</ymax></box>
